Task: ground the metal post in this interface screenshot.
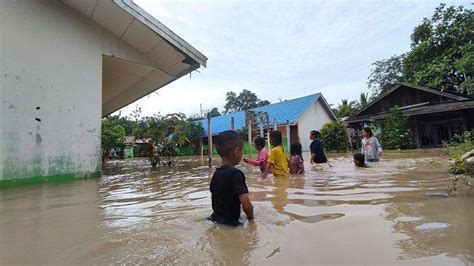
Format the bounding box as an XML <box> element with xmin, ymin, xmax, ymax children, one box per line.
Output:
<box><xmin>247</xmin><ymin>119</ymin><xmax>252</xmax><ymax>158</ymax></box>
<box><xmin>259</xmin><ymin>123</ymin><xmax>264</xmax><ymax>137</ymax></box>
<box><xmin>200</xmin><ymin>137</ymin><xmax>204</xmax><ymax>160</ymax></box>
<box><xmin>286</xmin><ymin>120</ymin><xmax>290</xmax><ymax>155</ymax></box>
<box><xmin>231</xmin><ymin>116</ymin><xmax>235</xmax><ymax>130</ymax></box>
<box><xmin>274</xmin><ymin>119</ymin><xmax>277</xmax><ymax>130</ymax></box>
<box><xmin>207</xmin><ymin>112</ymin><xmax>212</xmax><ymax>167</ymax></box>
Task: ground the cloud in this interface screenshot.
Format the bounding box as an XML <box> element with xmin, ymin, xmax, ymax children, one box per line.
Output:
<box><xmin>117</xmin><ymin>0</ymin><xmax>470</xmax><ymax>118</ymax></box>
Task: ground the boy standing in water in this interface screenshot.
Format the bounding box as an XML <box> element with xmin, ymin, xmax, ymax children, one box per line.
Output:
<box><xmin>243</xmin><ymin>136</ymin><xmax>268</xmax><ymax>172</ymax></box>
<box><xmin>209</xmin><ymin>130</ymin><xmax>254</xmax><ymax>226</ymax></box>
<box><xmin>353</xmin><ymin>153</ymin><xmax>369</xmax><ymax>167</ymax></box>
<box><xmin>262</xmin><ymin>131</ymin><xmax>290</xmax><ymax>179</ymax></box>
<box><xmin>309</xmin><ymin>130</ymin><xmax>327</xmax><ymax>164</ymax></box>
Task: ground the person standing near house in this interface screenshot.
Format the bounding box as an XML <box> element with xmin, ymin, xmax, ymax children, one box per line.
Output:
<box><xmin>262</xmin><ymin>131</ymin><xmax>290</xmax><ymax>179</ymax></box>
<box><xmin>309</xmin><ymin>130</ymin><xmax>327</xmax><ymax>164</ymax></box>
<box><xmin>244</xmin><ymin>136</ymin><xmax>268</xmax><ymax>172</ymax></box>
<box><xmin>361</xmin><ymin>127</ymin><xmax>382</xmax><ymax>162</ymax></box>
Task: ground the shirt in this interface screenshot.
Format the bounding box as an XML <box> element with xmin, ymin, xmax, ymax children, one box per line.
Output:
<box><xmin>268</xmin><ymin>146</ymin><xmax>290</xmax><ymax>177</ymax></box>
<box><xmin>290</xmin><ymin>155</ymin><xmax>305</xmax><ymax>174</ymax></box>
<box><xmin>361</xmin><ymin>137</ymin><xmax>382</xmax><ymax>162</ymax></box>
<box><xmin>209</xmin><ymin>165</ymin><xmax>249</xmax><ymax>226</ymax></box>
<box><xmin>310</xmin><ymin>138</ymin><xmax>327</xmax><ymax>163</ymax></box>
<box><xmin>246</xmin><ymin>147</ymin><xmax>269</xmax><ymax>172</ymax></box>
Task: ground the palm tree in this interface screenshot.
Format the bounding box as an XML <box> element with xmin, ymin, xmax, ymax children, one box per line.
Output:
<box><xmin>359</xmin><ymin>92</ymin><xmax>369</xmax><ymax>109</ymax></box>
<box><xmin>336</xmin><ymin>99</ymin><xmax>358</xmax><ymax>118</ymax></box>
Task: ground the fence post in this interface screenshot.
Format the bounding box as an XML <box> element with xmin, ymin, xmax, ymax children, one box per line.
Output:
<box><xmin>207</xmin><ymin>112</ymin><xmax>212</xmax><ymax>167</ymax></box>
<box><xmin>247</xmin><ymin>119</ymin><xmax>252</xmax><ymax>158</ymax></box>
<box><xmin>286</xmin><ymin>120</ymin><xmax>291</xmax><ymax>155</ymax></box>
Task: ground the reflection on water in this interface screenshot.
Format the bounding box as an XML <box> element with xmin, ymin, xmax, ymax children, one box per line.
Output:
<box><xmin>0</xmin><ymin>151</ymin><xmax>473</xmax><ymax>264</ymax></box>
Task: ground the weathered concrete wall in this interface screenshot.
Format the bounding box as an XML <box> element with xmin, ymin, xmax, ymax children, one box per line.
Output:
<box><xmin>0</xmin><ymin>0</ymin><xmax>102</xmax><ymax>184</ymax></box>
<box><xmin>298</xmin><ymin>99</ymin><xmax>333</xmax><ymax>151</ymax></box>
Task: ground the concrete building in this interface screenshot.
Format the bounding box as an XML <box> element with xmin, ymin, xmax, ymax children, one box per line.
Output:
<box><xmin>0</xmin><ymin>0</ymin><xmax>207</xmax><ymax>185</ymax></box>
<box><xmin>199</xmin><ymin>93</ymin><xmax>336</xmax><ymax>151</ymax></box>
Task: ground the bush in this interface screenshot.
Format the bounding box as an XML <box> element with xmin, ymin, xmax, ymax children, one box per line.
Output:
<box><xmin>446</xmin><ymin>131</ymin><xmax>474</xmax><ymax>174</ymax></box>
<box><xmin>320</xmin><ymin>121</ymin><xmax>349</xmax><ymax>152</ymax></box>
<box><xmin>379</xmin><ymin>107</ymin><xmax>414</xmax><ymax>149</ymax></box>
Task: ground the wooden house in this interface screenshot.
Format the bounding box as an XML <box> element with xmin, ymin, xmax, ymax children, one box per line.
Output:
<box><xmin>346</xmin><ymin>83</ymin><xmax>474</xmax><ymax>148</ymax></box>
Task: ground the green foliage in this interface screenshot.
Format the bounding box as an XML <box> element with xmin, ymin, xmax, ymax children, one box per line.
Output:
<box><xmin>379</xmin><ymin>107</ymin><xmax>414</xmax><ymax>150</ymax></box>
<box><xmin>358</xmin><ymin>92</ymin><xmax>369</xmax><ymax>109</ymax></box>
<box><xmin>320</xmin><ymin>121</ymin><xmax>349</xmax><ymax>152</ymax></box>
<box><xmin>209</xmin><ymin>107</ymin><xmax>221</xmax><ymax>117</ymax></box>
<box><xmin>445</xmin><ymin>131</ymin><xmax>474</xmax><ymax>174</ymax></box>
<box><xmin>102</xmin><ymin>112</ymin><xmax>205</xmax><ymax>157</ymax></box>
<box><xmin>368</xmin><ymin>54</ymin><xmax>406</xmax><ymax>96</ymax></box>
<box><xmin>224</xmin><ymin>89</ymin><xmax>270</xmax><ymax>113</ymax></box>
<box><xmin>335</xmin><ymin>99</ymin><xmax>358</xmax><ymax>118</ymax></box>
<box><xmin>404</xmin><ymin>4</ymin><xmax>473</xmax><ymax>94</ymax></box>
<box><xmin>101</xmin><ymin>119</ymin><xmax>126</xmax><ymax>151</ymax></box>
<box><xmin>368</xmin><ymin>4</ymin><xmax>474</xmax><ymax>98</ymax></box>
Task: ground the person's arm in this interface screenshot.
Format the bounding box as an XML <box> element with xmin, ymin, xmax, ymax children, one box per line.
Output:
<box><xmin>239</xmin><ymin>193</ymin><xmax>254</xmax><ymax>220</ymax></box>
<box><xmin>375</xmin><ymin>138</ymin><xmax>383</xmax><ymax>157</ymax></box>
<box><xmin>310</xmin><ymin>153</ymin><xmax>315</xmax><ymax>164</ymax></box>
<box><xmin>261</xmin><ymin>162</ymin><xmax>272</xmax><ymax>179</ymax></box>
<box><xmin>244</xmin><ymin>158</ymin><xmax>262</xmax><ymax>167</ymax></box>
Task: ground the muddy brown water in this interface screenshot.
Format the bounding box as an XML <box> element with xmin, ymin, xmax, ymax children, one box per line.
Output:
<box><xmin>1</xmin><ymin>150</ymin><xmax>473</xmax><ymax>264</ymax></box>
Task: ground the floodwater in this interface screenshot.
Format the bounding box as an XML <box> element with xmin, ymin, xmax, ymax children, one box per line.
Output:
<box><xmin>1</xmin><ymin>150</ymin><xmax>473</xmax><ymax>264</ymax></box>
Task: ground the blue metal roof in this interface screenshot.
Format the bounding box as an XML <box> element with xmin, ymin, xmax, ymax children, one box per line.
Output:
<box><xmin>198</xmin><ymin>93</ymin><xmax>322</xmax><ymax>136</ymax></box>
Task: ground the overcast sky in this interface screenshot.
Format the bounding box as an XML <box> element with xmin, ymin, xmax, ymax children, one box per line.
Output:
<box><xmin>115</xmin><ymin>0</ymin><xmax>470</xmax><ymax>118</ymax></box>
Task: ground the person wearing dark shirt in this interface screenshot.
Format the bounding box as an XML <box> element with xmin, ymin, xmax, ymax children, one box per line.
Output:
<box><xmin>209</xmin><ymin>130</ymin><xmax>254</xmax><ymax>226</ymax></box>
<box><xmin>309</xmin><ymin>130</ymin><xmax>327</xmax><ymax>164</ymax></box>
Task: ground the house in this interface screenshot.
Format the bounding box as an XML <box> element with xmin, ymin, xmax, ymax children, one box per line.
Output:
<box><xmin>0</xmin><ymin>0</ymin><xmax>207</xmax><ymax>184</ymax></box>
<box><xmin>199</xmin><ymin>93</ymin><xmax>336</xmax><ymax>151</ymax></box>
<box><xmin>346</xmin><ymin>83</ymin><xmax>474</xmax><ymax>148</ymax></box>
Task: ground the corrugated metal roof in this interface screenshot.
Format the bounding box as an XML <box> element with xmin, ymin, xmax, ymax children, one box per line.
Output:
<box><xmin>198</xmin><ymin>93</ymin><xmax>321</xmax><ymax>136</ymax></box>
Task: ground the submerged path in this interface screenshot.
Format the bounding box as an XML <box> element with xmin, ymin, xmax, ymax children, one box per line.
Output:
<box><xmin>1</xmin><ymin>150</ymin><xmax>473</xmax><ymax>264</ymax></box>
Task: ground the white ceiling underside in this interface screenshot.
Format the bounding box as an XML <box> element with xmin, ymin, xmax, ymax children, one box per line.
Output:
<box><xmin>61</xmin><ymin>0</ymin><xmax>207</xmax><ymax>116</ymax></box>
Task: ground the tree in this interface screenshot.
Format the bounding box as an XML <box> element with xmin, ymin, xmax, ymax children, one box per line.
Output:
<box><xmin>209</xmin><ymin>107</ymin><xmax>221</xmax><ymax>117</ymax></box>
<box><xmin>368</xmin><ymin>55</ymin><xmax>405</xmax><ymax>97</ymax></box>
<box><xmin>379</xmin><ymin>107</ymin><xmax>415</xmax><ymax>150</ymax></box>
<box><xmin>368</xmin><ymin>4</ymin><xmax>474</xmax><ymax>97</ymax></box>
<box><xmin>403</xmin><ymin>4</ymin><xmax>473</xmax><ymax>94</ymax></box>
<box><xmin>358</xmin><ymin>92</ymin><xmax>369</xmax><ymax>109</ymax></box>
<box><xmin>224</xmin><ymin>89</ymin><xmax>270</xmax><ymax>113</ymax></box>
<box><xmin>335</xmin><ymin>99</ymin><xmax>358</xmax><ymax>118</ymax></box>
<box><xmin>101</xmin><ymin>118</ymin><xmax>126</xmax><ymax>152</ymax></box>
<box><xmin>320</xmin><ymin>121</ymin><xmax>349</xmax><ymax>152</ymax></box>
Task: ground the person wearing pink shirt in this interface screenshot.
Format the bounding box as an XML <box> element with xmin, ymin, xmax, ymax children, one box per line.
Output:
<box><xmin>243</xmin><ymin>136</ymin><xmax>268</xmax><ymax>172</ymax></box>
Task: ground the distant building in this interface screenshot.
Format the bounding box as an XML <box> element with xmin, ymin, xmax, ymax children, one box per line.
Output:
<box><xmin>199</xmin><ymin>93</ymin><xmax>336</xmax><ymax>151</ymax></box>
<box><xmin>346</xmin><ymin>83</ymin><xmax>474</xmax><ymax>148</ymax></box>
<box><xmin>0</xmin><ymin>0</ymin><xmax>207</xmax><ymax>184</ymax></box>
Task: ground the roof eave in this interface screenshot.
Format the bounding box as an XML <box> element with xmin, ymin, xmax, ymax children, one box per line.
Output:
<box><xmin>113</xmin><ymin>0</ymin><xmax>208</xmax><ymax>67</ymax></box>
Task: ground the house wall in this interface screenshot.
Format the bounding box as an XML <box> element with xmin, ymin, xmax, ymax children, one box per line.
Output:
<box><xmin>0</xmin><ymin>0</ymin><xmax>102</xmax><ymax>184</ymax></box>
<box><xmin>297</xmin><ymin>99</ymin><xmax>333</xmax><ymax>151</ymax></box>
<box><xmin>358</xmin><ymin>85</ymin><xmax>455</xmax><ymax>117</ymax></box>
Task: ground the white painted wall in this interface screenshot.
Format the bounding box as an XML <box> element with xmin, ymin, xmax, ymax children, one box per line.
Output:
<box><xmin>0</xmin><ymin>0</ymin><xmax>102</xmax><ymax>181</ymax></box>
<box><xmin>297</xmin><ymin>99</ymin><xmax>334</xmax><ymax>151</ymax></box>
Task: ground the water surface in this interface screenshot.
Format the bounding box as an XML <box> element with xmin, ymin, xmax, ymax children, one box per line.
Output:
<box><xmin>1</xmin><ymin>150</ymin><xmax>473</xmax><ymax>264</ymax></box>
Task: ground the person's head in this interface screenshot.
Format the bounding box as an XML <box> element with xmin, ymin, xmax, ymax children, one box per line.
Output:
<box><xmin>270</xmin><ymin>130</ymin><xmax>282</xmax><ymax>147</ymax></box>
<box><xmin>216</xmin><ymin>130</ymin><xmax>243</xmax><ymax>165</ymax></box>
<box><xmin>362</xmin><ymin>127</ymin><xmax>373</xmax><ymax>139</ymax></box>
<box><xmin>353</xmin><ymin>153</ymin><xmax>365</xmax><ymax>167</ymax></box>
<box><xmin>254</xmin><ymin>136</ymin><xmax>265</xmax><ymax>150</ymax></box>
<box><xmin>290</xmin><ymin>143</ymin><xmax>303</xmax><ymax>159</ymax></box>
<box><xmin>310</xmin><ymin>130</ymin><xmax>320</xmax><ymax>140</ymax></box>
